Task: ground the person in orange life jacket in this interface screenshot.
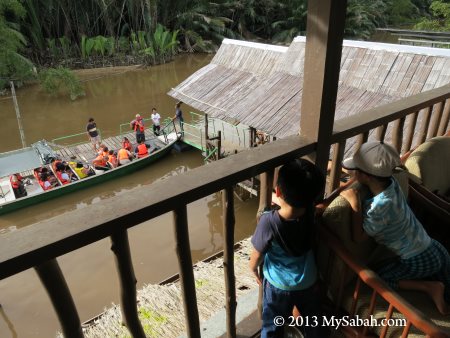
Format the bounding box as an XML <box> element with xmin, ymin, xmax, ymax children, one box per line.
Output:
<box><xmin>40</xmin><ymin>172</ymin><xmax>53</xmax><ymax>191</ymax></box>
<box><xmin>122</xmin><ymin>137</ymin><xmax>132</xmax><ymax>152</ymax></box>
<box><xmin>55</xmin><ymin>162</ymin><xmax>71</xmax><ymax>185</ymax></box>
<box><xmin>131</xmin><ymin>114</ymin><xmax>145</xmax><ymax>143</ymax></box>
<box><xmin>135</xmin><ymin>140</ymin><xmax>149</xmax><ymax>158</ymax></box>
<box><xmin>10</xmin><ymin>173</ymin><xmax>27</xmax><ymax>198</ymax></box>
<box><xmin>93</xmin><ymin>153</ymin><xmax>109</xmax><ymax>168</ymax></box>
<box><xmin>117</xmin><ymin>147</ymin><xmax>133</xmax><ymax>165</ymax></box>
<box><xmin>108</xmin><ymin>150</ymin><xmax>118</xmax><ymax>168</ymax></box>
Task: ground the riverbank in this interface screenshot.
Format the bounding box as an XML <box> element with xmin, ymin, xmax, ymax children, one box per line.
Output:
<box><xmin>73</xmin><ymin>238</ymin><xmax>256</xmax><ymax>338</ymax></box>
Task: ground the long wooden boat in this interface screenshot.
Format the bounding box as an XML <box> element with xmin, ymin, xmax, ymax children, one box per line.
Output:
<box><xmin>0</xmin><ymin>122</ymin><xmax>180</xmax><ymax>215</ymax></box>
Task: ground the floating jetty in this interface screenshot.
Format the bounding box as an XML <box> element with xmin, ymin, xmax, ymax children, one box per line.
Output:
<box><xmin>73</xmin><ymin>239</ymin><xmax>256</xmax><ymax>338</ymax></box>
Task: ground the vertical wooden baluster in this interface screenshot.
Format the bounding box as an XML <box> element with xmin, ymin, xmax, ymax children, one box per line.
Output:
<box><xmin>376</xmin><ymin>124</ymin><xmax>388</xmax><ymax>142</ymax></box>
<box><xmin>428</xmin><ymin>101</ymin><xmax>445</xmax><ymax>138</ymax></box>
<box><xmin>356</xmin><ymin>131</ymin><xmax>369</xmax><ymax>151</ymax></box>
<box><xmin>379</xmin><ymin>304</ymin><xmax>394</xmax><ymax>338</ymax></box>
<box><xmin>256</xmin><ymin>169</ymin><xmax>275</xmax><ymax>320</ymax></box>
<box><xmin>392</xmin><ymin>117</ymin><xmax>406</xmax><ymax>153</ymax></box>
<box><xmin>223</xmin><ymin>186</ymin><xmax>236</xmax><ymax>338</ymax></box>
<box><xmin>400</xmin><ymin>321</ymin><xmax>412</xmax><ymax>338</ymax></box>
<box><xmin>173</xmin><ymin>205</ymin><xmax>201</xmax><ymax>338</ymax></box>
<box><xmin>418</xmin><ymin>106</ymin><xmax>432</xmax><ymax>144</ymax></box>
<box><xmin>35</xmin><ymin>259</ymin><xmax>83</xmax><ymax>338</ymax></box>
<box><xmin>258</xmin><ymin>169</ymin><xmax>275</xmax><ymax>217</ymax></box>
<box><xmin>110</xmin><ymin>229</ymin><xmax>145</xmax><ymax>338</ymax></box>
<box><xmin>437</xmin><ymin>99</ymin><xmax>450</xmax><ymax>136</ymax></box>
<box><xmin>350</xmin><ymin>278</ymin><xmax>362</xmax><ymax>317</ymax></box>
<box><xmin>404</xmin><ymin>111</ymin><xmax>419</xmax><ymax>152</ymax></box>
<box><xmin>362</xmin><ymin>290</ymin><xmax>378</xmax><ymax>336</ymax></box>
<box><xmin>327</xmin><ymin>141</ymin><xmax>346</xmax><ymax>195</ymax></box>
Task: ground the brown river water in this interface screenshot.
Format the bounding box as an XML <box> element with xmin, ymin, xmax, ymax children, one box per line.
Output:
<box><xmin>0</xmin><ymin>54</ymin><xmax>259</xmax><ymax>337</ymax></box>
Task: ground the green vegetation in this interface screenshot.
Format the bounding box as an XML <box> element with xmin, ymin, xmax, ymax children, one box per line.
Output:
<box><xmin>138</xmin><ymin>307</ymin><xmax>168</xmax><ymax>337</ymax></box>
<box><xmin>1</xmin><ymin>0</ymin><xmax>447</xmax><ymax>91</ymax></box>
<box><xmin>0</xmin><ymin>0</ymin><xmax>34</xmax><ymax>88</ymax></box>
<box><xmin>415</xmin><ymin>0</ymin><xmax>450</xmax><ymax>31</ymax></box>
<box><xmin>38</xmin><ymin>67</ymin><xmax>85</xmax><ymax>100</ymax></box>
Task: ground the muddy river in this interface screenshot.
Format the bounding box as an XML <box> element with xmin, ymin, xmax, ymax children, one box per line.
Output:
<box><xmin>0</xmin><ymin>54</ymin><xmax>259</xmax><ymax>337</ymax></box>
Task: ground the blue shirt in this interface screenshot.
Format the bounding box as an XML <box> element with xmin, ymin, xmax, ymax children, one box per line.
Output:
<box><xmin>251</xmin><ymin>210</ymin><xmax>317</xmax><ymax>291</ymax></box>
<box><xmin>362</xmin><ymin>178</ymin><xmax>431</xmax><ymax>259</ymax></box>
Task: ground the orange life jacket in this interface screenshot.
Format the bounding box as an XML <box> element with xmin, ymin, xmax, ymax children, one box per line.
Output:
<box><xmin>10</xmin><ymin>174</ymin><xmax>23</xmax><ymax>189</ymax></box>
<box><xmin>94</xmin><ymin>154</ymin><xmax>107</xmax><ymax>167</ymax></box>
<box><xmin>108</xmin><ymin>154</ymin><xmax>118</xmax><ymax>167</ymax></box>
<box><xmin>134</xmin><ymin>119</ymin><xmax>144</xmax><ymax>132</ymax></box>
<box><xmin>118</xmin><ymin>148</ymin><xmax>130</xmax><ymax>161</ymax></box>
<box><xmin>122</xmin><ymin>140</ymin><xmax>132</xmax><ymax>151</ymax></box>
<box><xmin>137</xmin><ymin>143</ymin><xmax>148</xmax><ymax>158</ymax></box>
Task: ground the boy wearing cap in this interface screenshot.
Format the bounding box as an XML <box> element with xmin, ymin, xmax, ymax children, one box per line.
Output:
<box><xmin>250</xmin><ymin>159</ymin><xmax>327</xmax><ymax>338</ymax></box>
<box><xmin>341</xmin><ymin>141</ymin><xmax>450</xmax><ymax>315</ymax></box>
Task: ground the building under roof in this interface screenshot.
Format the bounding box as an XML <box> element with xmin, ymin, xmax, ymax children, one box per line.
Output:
<box><xmin>169</xmin><ymin>36</ymin><xmax>450</xmax><ymax>140</ymax></box>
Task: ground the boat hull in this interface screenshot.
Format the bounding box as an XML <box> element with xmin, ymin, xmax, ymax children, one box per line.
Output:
<box><xmin>0</xmin><ymin>141</ymin><xmax>175</xmax><ymax>215</ymax></box>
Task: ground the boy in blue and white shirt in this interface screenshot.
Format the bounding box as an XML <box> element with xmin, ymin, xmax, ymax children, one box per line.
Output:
<box><xmin>250</xmin><ymin>159</ymin><xmax>326</xmax><ymax>338</ymax></box>
<box><xmin>341</xmin><ymin>141</ymin><xmax>450</xmax><ymax>315</ymax></box>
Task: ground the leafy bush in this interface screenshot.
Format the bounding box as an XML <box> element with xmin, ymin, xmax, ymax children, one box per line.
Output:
<box><xmin>38</xmin><ymin>67</ymin><xmax>85</xmax><ymax>100</ymax></box>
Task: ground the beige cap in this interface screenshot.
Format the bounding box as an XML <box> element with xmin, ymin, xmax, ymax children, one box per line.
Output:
<box><xmin>342</xmin><ymin>142</ymin><xmax>402</xmax><ymax>177</ymax></box>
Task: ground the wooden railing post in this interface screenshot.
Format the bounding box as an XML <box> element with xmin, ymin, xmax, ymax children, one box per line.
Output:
<box><xmin>327</xmin><ymin>141</ymin><xmax>346</xmax><ymax>194</ymax></box>
<box><xmin>258</xmin><ymin>169</ymin><xmax>274</xmax><ymax>217</ymax></box>
<box><xmin>173</xmin><ymin>205</ymin><xmax>201</xmax><ymax>338</ymax></box>
<box><xmin>392</xmin><ymin>117</ymin><xmax>406</xmax><ymax>153</ymax></box>
<box><xmin>223</xmin><ymin>186</ymin><xmax>236</xmax><ymax>338</ymax></box>
<box><xmin>404</xmin><ymin>111</ymin><xmax>419</xmax><ymax>152</ymax></box>
<box><xmin>437</xmin><ymin>99</ymin><xmax>450</xmax><ymax>136</ymax></box>
<box><xmin>428</xmin><ymin>101</ymin><xmax>445</xmax><ymax>138</ymax></box>
<box><xmin>418</xmin><ymin>106</ymin><xmax>432</xmax><ymax>144</ymax></box>
<box><xmin>110</xmin><ymin>229</ymin><xmax>146</xmax><ymax>338</ymax></box>
<box><xmin>34</xmin><ymin>259</ymin><xmax>83</xmax><ymax>338</ymax></box>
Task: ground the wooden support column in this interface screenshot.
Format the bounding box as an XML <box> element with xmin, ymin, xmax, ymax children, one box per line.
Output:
<box><xmin>217</xmin><ymin>130</ymin><xmax>222</xmax><ymax>160</ymax></box>
<box><xmin>205</xmin><ymin>113</ymin><xmax>209</xmax><ymax>140</ymax></box>
<box><xmin>110</xmin><ymin>229</ymin><xmax>145</xmax><ymax>338</ymax></box>
<box><xmin>392</xmin><ymin>117</ymin><xmax>406</xmax><ymax>153</ymax></box>
<box><xmin>404</xmin><ymin>111</ymin><xmax>419</xmax><ymax>151</ymax></box>
<box><xmin>300</xmin><ymin>0</ymin><xmax>347</xmax><ymax>175</ymax></box>
<box><xmin>173</xmin><ymin>206</ymin><xmax>201</xmax><ymax>338</ymax></box>
<box><xmin>223</xmin><ymin>186</ymin><xmax>236</xmax><ymax>338</ymax></box>
<box><xmin>35</xmin><ymin>259</ymin><xmax>83</xmax><ymax>338</ymax></box>
<box><xmin>418</xmin><ymin>106</ymin><xmax>432</xmax><ymax>144</ymax></box>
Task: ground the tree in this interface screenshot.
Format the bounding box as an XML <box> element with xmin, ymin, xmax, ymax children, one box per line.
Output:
<box><xmin>0</xmin><ymin>0</ymin><xmax>34</xmax><ymax>88</ymax></box>
<box><xmin>415</xmin><ymin>0</ymin><xmax>450</xmax><ymax>31</ymax></box>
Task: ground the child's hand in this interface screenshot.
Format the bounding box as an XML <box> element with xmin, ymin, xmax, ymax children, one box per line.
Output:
<box><xmin>340</xmin><ymin>188</ymin><xmax>361</xmax><ymax>211</ymax></box>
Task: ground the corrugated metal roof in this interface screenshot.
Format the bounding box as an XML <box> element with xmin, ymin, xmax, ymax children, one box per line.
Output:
<box><xmin>168</xmin><ymin>37</ymin><xmax>450</xmax><ymax>139</ymax></box>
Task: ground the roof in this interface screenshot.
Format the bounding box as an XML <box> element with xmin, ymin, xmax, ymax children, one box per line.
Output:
<box><xmin>168</xmin><ymin>36</ymin><xmax>450</xmax><ymax>138</ymax></box>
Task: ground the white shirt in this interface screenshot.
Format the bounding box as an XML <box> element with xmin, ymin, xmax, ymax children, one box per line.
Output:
<box><xmin>151</xmin><ymin>112</ymin><xmax>161</xmax><ymax>126</ymax></box>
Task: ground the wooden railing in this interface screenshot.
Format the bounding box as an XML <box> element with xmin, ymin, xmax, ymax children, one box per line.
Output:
<box><xmin>0</xmin><ymin>84</ymin><xmax>449</xmax><ymax>338</ymax></box>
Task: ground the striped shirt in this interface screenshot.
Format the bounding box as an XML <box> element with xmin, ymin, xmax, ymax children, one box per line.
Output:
<box><xmin>362</xmin><ymin>178</ymin><xmax>431</xmax><ymax>259</ymax></box>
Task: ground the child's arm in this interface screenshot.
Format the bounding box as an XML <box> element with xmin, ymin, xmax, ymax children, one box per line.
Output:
<box><xmin>249</xmin><ymin>248</ymin><xmax>264</xmax><ymax>285</ymax></box>
<box><xmin>340</xmin><ymin>189</ymin><xmax>368</xmax><ymax>242</ymax></box>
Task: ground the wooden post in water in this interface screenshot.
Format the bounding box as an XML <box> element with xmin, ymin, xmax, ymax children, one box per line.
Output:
<box><xmin>217</xmin><ymin>130</ymin><xmax>222</xmax><ymax>160</ymax></box>
<box><xmin>223</xmin><ymin>186</ymin><xmax>237</xmax><ymax>338</ymax></box>
<box><xmin>10</xmin><ymin>81</ymin><xmax>27</xmax><ymax>148</ymax></box>
<box><xmin>110</xmin><ymin>229</ymin><xmax>146</xmax><ymax>338</ymax></box>
<box><xmin>34</xmin><ymin>259</ymin><xmax>83</xmax><ymax>338</ymax></box>
<box><xmin>173</xmin><ymin>205</ymin><xmax>201</xmax><ymax>338</ymax></box>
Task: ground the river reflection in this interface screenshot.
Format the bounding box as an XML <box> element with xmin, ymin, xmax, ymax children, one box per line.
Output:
<box><xmin>0</xmin><ymin>54</ymin><xmax>259</xmax><ymax>337</ymax></box>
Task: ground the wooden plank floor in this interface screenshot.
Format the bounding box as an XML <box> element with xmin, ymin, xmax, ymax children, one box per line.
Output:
<box><xmin>55</xmin><ymin>129</ymin><xmax>165</xmax><ymax>162</ymax></box>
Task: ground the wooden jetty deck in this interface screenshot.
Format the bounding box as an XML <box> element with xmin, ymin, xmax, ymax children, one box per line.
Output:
<box><xmin>53</xmin><ymin>128</ymin><xmax>172</xmax><ymax>162</ymax></box>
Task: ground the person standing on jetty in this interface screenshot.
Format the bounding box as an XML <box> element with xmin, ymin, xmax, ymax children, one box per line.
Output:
<box><xmin>86</xmin><ymin>117</ymin><xmax>101</xmax><ymax>152</ymax></box>
<box><xmin>151</xmin><ymin>108</ymin><xmax>161</xmax><ymax>136</ymax></box>
<box><xmin>173</xmin><ymin>101</ymin><xmax>184</xmax><ymax>132</ymax></box>
<box><xmin>130</xmin><ymin>114</ymin><xmax>145</xmax><ymax>144</ymax></box>
<box><xmin>249</xmin><ymin>159</ymin><xmax>326</xmax><ymax>338</ymax></box>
